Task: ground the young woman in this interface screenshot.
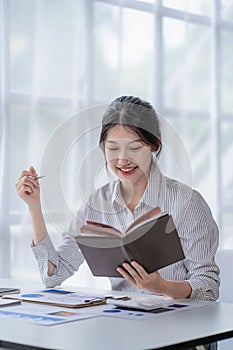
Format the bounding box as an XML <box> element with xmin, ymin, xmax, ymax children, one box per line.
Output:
<box><xmin>16</xmin><ymin>95</ymin><xmax>220</xmax><ymax>302</ymax></box>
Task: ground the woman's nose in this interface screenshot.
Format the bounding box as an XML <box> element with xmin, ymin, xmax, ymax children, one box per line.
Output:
<box><xmin>117</xmin><ymin>148</ymin><xmax>130</xmax><ymax>162</ymax></box>
<box><xmin>117</xmin><ymin>157</ymin><xmax>130</xmax><ymax>165</ymax></box>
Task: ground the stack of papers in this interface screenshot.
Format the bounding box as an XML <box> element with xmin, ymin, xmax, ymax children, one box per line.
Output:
<box><xmin>0</xmin><ymin>288</ymin><xmax>209</xmax><ymax>326</ymax></box>
<box><xmin>3</xmin><ymin>288</ymin><xmax>129</xmax><ymax>308</ymax></box>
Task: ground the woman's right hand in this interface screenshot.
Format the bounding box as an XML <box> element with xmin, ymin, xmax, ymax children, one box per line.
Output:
<box><xmin>15</xmin><ymin>166</ymin><xmax>41</xmax><ymax>209</ymax></box>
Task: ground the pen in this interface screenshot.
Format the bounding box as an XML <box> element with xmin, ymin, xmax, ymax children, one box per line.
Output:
<box><xmin>84</xmin><ymin>296</ymin><xmax>115</xmax><ymax>303</ymax></box>
<box><xmin>84</xmin><ymin>296</ymin><xmax>130</xmax><ymax>303</ymax></box>
<box><xmin>34</xmin><ymin>175</ymin><xmax>45</xmax><ymax>180</ymax></box>
<box><xmin>84</xmin><ymin>297</ymin><xmax>109</xmax><ymax>303</ymax></box>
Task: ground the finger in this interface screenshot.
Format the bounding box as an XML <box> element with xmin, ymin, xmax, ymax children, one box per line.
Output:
<box><xmin>122</xmin><ymin>262</ymin><xmax>142</xmax><ymax>281</ymax></box>
<box><xmin>131</xmin><ymin>261</ymin><xmax>148</xmax><ymax>279</ymax></box>
<box><xmin>16</xmin><ymin>178</ymin><xmax>36</xmax><ymax>189</ymax></box>
<box><xmin>18</xmin><ymin>184</ymin><xmax>34</xmax><ymax>195</ymax></box>
<box><xmin>116</xmin><ymin>267</ymin><xmax>136</xmax><ymax>285</ymax></box>
<box><xmin>29</xmin><ymin>165</ymin><xmax>37</xmax><ymax>175</ymax></box>
<box><xmin>18</xmin><ymin>170</ymin><xmax>38</xmax><ymax>181</ymax></box>
<box><xmin>17</xmin><ymin>175</ymin><xmax>40</xmax><ymax>188</ymax></box>
<box><xmin>16</xmin><ymin>178</ymin><xmax>36</xmax><ymax>193</ymax></box>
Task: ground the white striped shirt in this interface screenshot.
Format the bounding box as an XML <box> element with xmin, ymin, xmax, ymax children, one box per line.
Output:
<box><xmin>32</xmin><ymin>165</ymin><xmax>220</xmax><ymax>301</ymax></box>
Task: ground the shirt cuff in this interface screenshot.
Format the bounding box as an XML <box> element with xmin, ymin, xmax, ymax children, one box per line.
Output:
<box><xmin>187</xmin><ymin>279</ymin><xmax>206</xmax><ymax>300</ymax></box>
<box><xmin>31</xmin><ymin>234</ymin><xmax>58</xmax><ymax>267</ymax></box>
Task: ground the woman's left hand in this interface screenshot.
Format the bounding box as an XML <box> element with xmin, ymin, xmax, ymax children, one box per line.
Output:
<box><xmin>117</xmin><ymin>261</ymin><xmax>165</xmax><ymax>294</ymax></box>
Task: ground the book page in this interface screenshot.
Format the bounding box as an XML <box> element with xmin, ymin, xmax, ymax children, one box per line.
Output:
<box><xmin>80</xmin><ymin>208</ymin><xmax>162</xmax><ymax>238</ymax></box>
<box><xmin>80</xmin><ymin>223</ymin><xmax>122</xmax><ymax>238</ymax></box>
<box><xmin>126</xmin><ymin>207</ymin><xmax>161</xmax><ymax>233</ymax></box>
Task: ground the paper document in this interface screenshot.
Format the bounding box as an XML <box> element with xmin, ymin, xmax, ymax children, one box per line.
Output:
<box><xmin>106</xmin><ymin>294</ymin><xmax>209</xmax><ymax>312</ymax></box>
<box><xmin>0</xmin><ymin>298</ymin><xmax>21</xmax><ymax>307</ymax></box>
<box><xmin>3</xmin><ymin>288</ymin><xmax>130</xmax><ymax>308</ymax></box>
<box><xmin>0</xmin><ymin>302</ymin><xmax>98</xmax><ymax>326</ymax></box>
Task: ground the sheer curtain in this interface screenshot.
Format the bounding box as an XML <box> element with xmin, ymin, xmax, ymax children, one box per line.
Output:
<box><xmin>0</xmin><ymin>0</ymin><xmax>10</xmax><ymax>277</ymax></box>
<box><xmin>0</xmin><ymin>0</ymin><xmax>233</xmax><ymax>287</ymax></box>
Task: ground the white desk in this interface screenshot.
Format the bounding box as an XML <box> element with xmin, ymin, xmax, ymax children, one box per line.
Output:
<box><xmin>1</xmin><ymin>278</ymin><xmax>233</xmax><ymax>350</ymax></box>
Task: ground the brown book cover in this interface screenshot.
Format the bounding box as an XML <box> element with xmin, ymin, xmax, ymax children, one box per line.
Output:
<box><xmin>76</xmin><ymin>210</ymin><xmax>185</xmax><ymax>277</ymax></box>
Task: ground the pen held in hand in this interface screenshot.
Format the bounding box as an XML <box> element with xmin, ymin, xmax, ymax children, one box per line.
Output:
<box><xmin>34</xmin><ymin>175</ymin><xmax>45</xmax><ymax>180</ymax></box>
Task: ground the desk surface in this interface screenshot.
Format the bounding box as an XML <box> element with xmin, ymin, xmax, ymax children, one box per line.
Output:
<box><xmin>1</xmin><ymin>278</ymin><xmax>233</xmax><ymax>350</ymax></box>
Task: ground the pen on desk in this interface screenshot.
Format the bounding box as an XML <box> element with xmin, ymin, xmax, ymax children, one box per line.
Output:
<box><xmin>84</xmin><ymin>296</ymin><xmax>114</xmax><ymax>303</ymax></box>
<box><xmin>84</xmin><ymin>297</ymin><xmax>106</xmax><ymax>303</ymax></box>
<box><xmin>84</xmin><ymin>296</ymin><xmax>130</xmax><ymax>303</ymax></box>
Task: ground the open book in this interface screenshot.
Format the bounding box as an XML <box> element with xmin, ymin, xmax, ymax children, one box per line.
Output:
<box><xmin>77</xmin><ymin>207</ymin><xmax>185</xmax><ymax>277</ymax></box>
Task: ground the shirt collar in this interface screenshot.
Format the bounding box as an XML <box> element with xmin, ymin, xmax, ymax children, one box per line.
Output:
<box><xmin>110</xmin><ymin>164</ymin><xmax>166</xmax><ymax>211</ymax></box>
<box><xmin>140</xmin><ymin>165</ymin><xmax>165</xmax><ymax>209</ymax></box>
<box><xmin>111</xmin><ymin>179</ymin><xmax>126</xmax><ymax>207</ymax></box>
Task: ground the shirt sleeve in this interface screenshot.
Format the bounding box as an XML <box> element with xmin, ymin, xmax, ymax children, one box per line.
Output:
<box><xmin>178</xmin><ymin>190</ymin><xmax>220</xmax><ymax>301</ymax></box>
<box><xmin>31</xmin><ymin>206</ymin><xmax>85</xmax><ymax>288</ymax></box>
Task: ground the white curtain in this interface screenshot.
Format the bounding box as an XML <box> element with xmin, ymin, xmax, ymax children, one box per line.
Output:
<box><xmin>1</xmin><ymin>0</ymin><xmax>233</xmax><ymax>286</ymax></box>
<box><xmin>0</xmin><ymin>0</ymin><xmax>10</xmax><ymax>277</ymax></box>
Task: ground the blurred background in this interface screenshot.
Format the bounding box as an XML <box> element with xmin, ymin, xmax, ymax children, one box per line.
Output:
<box><xmin>1</xmin><ymin>0</ymin><xmax>233</xmax><ymax>289</ymax></box>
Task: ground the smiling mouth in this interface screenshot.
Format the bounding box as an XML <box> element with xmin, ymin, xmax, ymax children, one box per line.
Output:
<box><xmin>117</xmin><ymin>166</ymin><xmax>138</xmax><ymax>175</ymax></box>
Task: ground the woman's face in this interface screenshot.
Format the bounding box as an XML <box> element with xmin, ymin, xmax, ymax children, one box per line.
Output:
<box><xmin>104</xmin><ymin>124</ymin><xmax>153</xmax><ymax>187</ymax></box>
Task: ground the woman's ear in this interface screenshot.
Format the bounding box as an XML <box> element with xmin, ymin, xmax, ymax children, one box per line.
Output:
<box><xmin>151</xmin><ymin>145</ymin><xmax>158</xmax><ymax>153</ymax></box>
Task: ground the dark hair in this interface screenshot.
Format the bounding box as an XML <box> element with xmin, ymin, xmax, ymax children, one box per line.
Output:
<box><xmin>99</xmin><ymin>95</ymin><xmax>162</xmax><ymax>156</ymax></box>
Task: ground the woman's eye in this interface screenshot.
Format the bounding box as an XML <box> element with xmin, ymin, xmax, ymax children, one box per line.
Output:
<box><xmin>130</xmin><ymin>147</ymin><xmax>142</xmax><ymax>151</ymax></box>
<box><xmin>107</xmin><ymin>147</ymin><xmax>119</xmax><ymax>151</ymax></box>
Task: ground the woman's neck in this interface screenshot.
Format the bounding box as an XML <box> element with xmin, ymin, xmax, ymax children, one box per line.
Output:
<box><xmin>120</xmin><ymin>177</ymin><xmax>148</xmax><ymax>212</ymax></box>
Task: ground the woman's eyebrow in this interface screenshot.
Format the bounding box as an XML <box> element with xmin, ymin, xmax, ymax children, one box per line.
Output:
<box><xmin>105</xmin><ymin>140</ymin><xmax>118</xmax><ymax>144</ymax></box>
<box><xmin>105</xmin><ymin>139</ymin><xmax>142</xmax><ymax>144</ymax></box>
<box><xmin>129</xmin><ymin>139</ymin><xmax>142</xmax><ymax>144</ymax></box>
